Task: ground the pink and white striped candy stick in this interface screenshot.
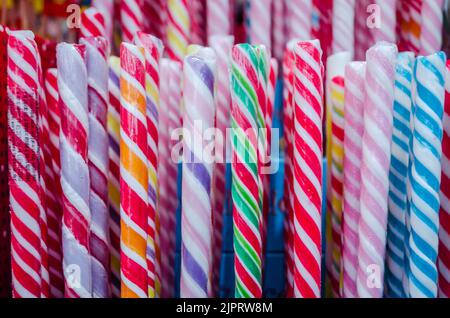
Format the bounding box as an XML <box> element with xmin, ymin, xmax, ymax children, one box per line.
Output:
<box><xmin>419</xmin><ymin>0</ymin><xmax>444</xmax><ymax>55</ymax></box>
<box><xmin>80</xmin><ymin>36</ymin><xmax>110</xmax><ymax>298</ymax></box>
<box><xmin>332</xmin><ymin>0</ymin><xmax>356</xmax><ymax>56</ymax></box>
<box><xmin>342</xmin><ymin>61</ymin><xmax>366</xmax><ymax>298</ymax></box>
<box><xmin>190</xmin><ymin>0</ymin><xmax>207</xmax><ymax>45</ymax></box>
<box><xmin>354</xmin><ymin>0</ymin><xmax>374</xmax><ymax>60</ymax></box>
<box><xmin>357</xmin><ymin>42</ymin><xmax>397</xmax><ymax>298</ymax></box>
<box><xmin>271</xmin><ymin>0</ymin><xmax>284</xmax><ymax>61</ymax></box>
<box><xmin>121</xmin><ymin>0</ymin><xmax>144</xmax><ymax>43</ymax></box>
<box><xmin>286</xmin><ymin>0</ymin><xmax>312</xmax><ymax>41</ymax></box>
<box><xmin>57</xmin><ymin>43</ymin><xmax>92</xmax><ymax>298</ymax></box>
<box><xmin>207</xmin><ymin>0</ymin><xmax>233</xmax><ymax>38</ymax></box>
<box><xmin>209</xmin><ymin>34</ymin><xmax>234</xmax><ymax>296</ymax></box>
<box><xmin>80</xmin><ymin>7</ymin><xmax>106</xmax><ymax>39</ymax></box>
<box><xmin>246</xmin><ymin>0</ymin><xmax>272</xmax><ymax>52</ymax></box>
<box><xmin>372</xmin><ymin>0</ymin><xmax>397</xmax><ymax>43</ymax></box>
<box><xmin>92</xmin><ymin>0</ymin><xmax>114</xmax><ymax>43</ymax></box>
<box><xmin>7</xmin><ymin>31</ymin><xmax>43</xmax><ymax>298</ymax></box>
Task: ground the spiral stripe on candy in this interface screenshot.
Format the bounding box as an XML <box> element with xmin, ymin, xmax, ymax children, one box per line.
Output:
<box><xmin>121</xmin><ymin>0</ymin><xmax>144</xmax><ymax>43</ymax></box>
<box><xmin>57</xmin><ymin>43</ymin><xmax>91</xmax><ymax>298</ymax></box>
<box><xmin>44</xmin><ymin>68</ymin><xmax>64</xmax><ymax>298</ymax></box>
<box><xmin>285</xmin><ymin>0</ymin><xmax>312</xmax><ymax>41</ymax></box>
<box><xmin>246</xmin><ymin>0</ymin><xmax>271</xmax><ymax>52</ymax></box>
<box><xmin>119</xmin><ymin>43</ymin><xmax>148</xmax><ymax>298</ymax></box>
<box><xmin>166</xmin><ymin>0</ymin><xmax>191</xmax><ymax>63</ymax></box>
<box><xmin>80</xmin><ymin>36</ymin><xmax>110</xmax><ymax>298</ymax></box>
<box><xmin>209</xmin><ymin>35</ymin><xmax>234</xmax><ymax>296</ymax></box>
<box><xmin>372</xmin><ymin>0</ymin><xmax>397</xmax><ymax>43</ymax></box>
<box><xmin>354</xmin><ymin>0</ymin><xmax>373</xmax><ymax>61</ymax></box>
<box><xmin>207</xmin><ymin>0</ymin><xmax>232</xmax><ymax>38</ymax></box>
<box><xmin>356</xmin><ymin>42</ymin><xmax>397</xmax><ymax>298</ymax></box>
<box><xmin>266</xmin><ymin>58</ymin><xmax>278</xmax><ymax>158</ymax></box>
<box><xmin>230</xmin><ymin>44</ymin><xmax>263</xmax><ymax>298</ymax></box>
<box><xmin>92</xmin><ymin>0</ymin><xmax>114</xmax><ymax>43</ymax></box>
<box><xmin>409</xmin><ymin>52</ymin><xmax>446</xmax><ymax>298</ymax></box>
<box><xmin>80</xmin><ymin>7</ymin><xmax>106</xmax><ymax>39</ymax></box>
<box><xmin>7</xmin><ymin>32</ymin><xmax>43</xmax><ymax>298</ymax></box>
<box><xmin>292</xmin><ymin>40</ymin><xmax>324</xmax><ymax>298</ymax></box>
<box><xmin>107</xmin><ymin>57</ymin><xmax>121</xmax><ymax>297</ymax></box>
<box><xmin>331</xmin><ymin>0</ymin><xmax>355</xmax><ymax>56</ymax></box>
<box><xmin>271</xmin><ymin>0</ymin><xmax>284</xmax><ymax>61</ymax></box>
<box><xmin>385</xmin><ymin>52</ymin><xmax>413</xmax><ymax>298</ymax></box>
<box><xmin>144</xmin><ymin>0</ymin><xmax>166</xmax><ymax>39</ymax></box>
<box><xmin>329</xmin><ymin>75</ymin><xmax>345</xmax><ymax>298</ymax></box>
<box><xmin>190</xmin><ymin>0</ymin><xmax>206</xmax><ymax>45</ymax></box>
<box><xmin>439</xmin><ymin>60</ymin><xmax>450</xmax><ymax>298</ymax></box>
<box><xmin>133</xmin><ymin>31</ymin><xmax>164</xmax><ymax>298</ymax></box>
<box><xmin>180</xmin><ymin>48</ymin><xmax>216</xmax><ymax>298</ymax></box>
<box><xmin>419</xmin><ymin>0</ymin><xmax>444</xmax><ymax>55</ymax></box>
<box><xmin>341</xmin><ymin>62</ymin><xmax>366</xmax><ymax>298</ymax></box>
<box><xmin>408</xmin><ymin>0</ymin><xmax>422</xmax><ymax>54</ymax></box>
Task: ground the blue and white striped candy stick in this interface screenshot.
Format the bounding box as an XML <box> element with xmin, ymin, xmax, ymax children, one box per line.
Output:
<box><xmin>409</xmin><ymin>51</ymin><xmax>446</xmax><ymax>298</ymax></box>
<box><xmin>386</xmin><ymin>52</ymin><xmax>414</xmax><ymax>298</ymax></box>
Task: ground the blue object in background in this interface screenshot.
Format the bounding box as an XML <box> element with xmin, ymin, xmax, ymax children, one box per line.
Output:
<box><xmin>173</xmin><ymin>80</ymin><xmax>328</xmax><ymax>298</ymax></box>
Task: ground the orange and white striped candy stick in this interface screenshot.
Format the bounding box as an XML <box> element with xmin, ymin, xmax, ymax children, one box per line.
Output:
<box><xmin>121</xmin><ymin>0</ymin><xmax>144</xmax><ymax>43</ymax></box>
<box><xmin>166</xmin><ymin>0</ymin><xmax>191</xmax><ymax>62</ymax></box>
<box><xmin>57</xmin><ymin>43</ymin><xmax>92</xmax><ymax>298</ymax></box>
<box><xmin>81</xmin><ymin>36</ymin><xmax>111</xmax><ymax>298</ymax></box>
<box><xmin>119</xmin><ymin>43</ymin><xmax>148</xmax><ymax>298</ymax></box>
<box><xmin>80</xmin><ymin>7</ymin><xmax>106</xmax><ymax>39</ymax></box>
<box><xmin>7</xmin><ymin>31</ymin><xmax>43</xmax><ymax>298</ymax></box>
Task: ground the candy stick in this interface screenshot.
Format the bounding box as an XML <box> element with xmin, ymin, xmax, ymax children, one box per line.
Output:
<box><xmin>92</xmin><ymin>0</ymin><xmax>114</xmax><ymax>43</ymax></box>
<box><xmin>317</xmin><ymin>0</ymin><xmax>333</xmax><ymax>61</ymax></box>
<box><xmin>398</xmin><ymin>0</ymin><xmax>412</xmax><ymax>51</ymax></box>
<box><xmin>57</xmin><ymin>42</ymin><xmax>91</xmax><ymax>298</ymax></box>
<box><xmin>80</xmin><ymin>36</ymin><xmax>111</xmax><ymax>298</ymax></box>
<box><xmin>409</xmin><ymin>52</ymin><xmax>446</xmax><ymax>298</ymax></box>
<box><xmin>372</xmin><ymin>0</ymin><xmax>397</xmax><ymax>43</ymax></box>
<box><xmin>143</xmin><ymin>0</ymin><xmax>166</xmax><ymax>40</ymax></box>
<box><xmin>7</xmin><ymin>31</ymin><xmax>43</xmax><ymax>298</ymax></box>
<box><xmin>119</xmin><ymin>43</ymin><xmax>148</xmax><ymax>298</ymax></box>
<box><xmin>408</xmin><ymin>0</ymin><xmax>422</xmax><ymax>54</ymax></box>
<box><xmin>356</xmin><ymin>42</ymin><xmax>397</xmax><ymax>298</ymax></box>
<box><xmin>341</xmin><ymin>62</ymin><xmax>366</xmax><ymax>298</ymax></box>
<box><xmin>292</xmin><ymin>40</ymin><xmax>324</xmax><ymax>298</ymax></box>
<box><xmin>107</xmin><ymin>56</ymin><xmax>121</xmax><ymax>298</ymax></box>
<box><xmin>120</xmin><ymin>0</ymin><xmax>144</xmax><ymax>43</ymax></box>
<box><xmin>271</xmin><ymin>0</ymin><xmax>284</xmax><ymax>61</ymax></box>
<box><xmin>246</xmin><ymin>0</ymin><xmax>271</xmax><ymax>52</ymax></box>
<box><xmin>133</xmin><ymin>31</ymin><xmax>164</xmax><ymax>298</ymax></box>
<box><xmin>166</xmin><ymin>0</ymin><xmax>191</xmax><ymax>63</ymax></box>
<box><xmin>419</xmin><ymin>0</ymin><xmax>444</xmax><ymax>55</ymax></box>
<box><xmin>354</xmin><ymin>0</ymin><xmax>373</xmax><ymax>61</ymax></box>
<box><xmin>325</xmin><ymin>51</ymin><xmax>351</xmax><ymax>297</ymax></box>
<box><xmin>385</xmin><ymin>52</ymin><xmax>413</xmax><ymax>298</ymax></box>
<box><xmin>209</xmin><ymin>34</ymin><xmax>234</xmax><ymax>296</ymax></box>
<box><xmin>285</xmin><ymin>0</ymin><xmax>312</xmax><ymax>41</ymax></box>
<box><xmin>230</xmin><ymin>44</ymin><xmax>263</xmax><ymax>298</ymax></box>
<box><xmin>329</xmin><ymin>74</ymin><xmax>345</xmax><ymax>298</ymax></box>
<box><xmin>80</xmin><ymin>7</ymin><xmax>106</xmax><ymax>39</ymax></box>
<box><xmin>266</xmin><ymin>58</ymin><xmax>278</xmax><ymax>164</ymax></box>
<box><xmin>207</xmin><ymin>0</ymin><xmax>233</xmax><ymax>38</ymax></box>
<box><xmin>331</xmin><ymin>0</ymin><xmax>355</xmax><ymax>56</ymax></box>
<box><xmin>180</xmin><ymin>47</ymin><xmax>216</xmax><ymax>298</ymax></box>
<box><xmin>44</xmin><ymin>68</ymin><xmax>64</xmax><ymax>298</ymax></box>
<box><xmin>190</xmin><ymin>0</ymin><xmax>206</xmax><ymax>45</ymax></box>
<box><xmin>439</xmin><ymin>60</ymin><xmax>450</xmax><ymax>298</ymax></box>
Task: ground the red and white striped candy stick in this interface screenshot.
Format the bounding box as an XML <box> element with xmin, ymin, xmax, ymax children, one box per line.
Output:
<box><xmin>92</xmin><ymin>0</ymin><xmax>114</xmax><ymax>43</ymax></box>
<box><xmin>190</xmin><ymin>0</ymin><xmax>206</xmax><ymax>45</ymax></box>
<box><xmin>143</xmin><ymin>0</ymin><xmax>166</xmax><ymax>39</ymax></box>
<box><xmin>246</xmin><ymin>0</ymin><xmax>271</xmax><ymax>52</ymax></box>
<box><xmin>80</xmin><ymin>36</ymin><xmax>111</xmax><ymax>298</ymax></box>
<box><xmin>419</xmin><ymin>0</ymin><xmax>444</xmax><ymax>55</ymax></box>
<box><xmin>209</xmin><ymin>35</ymin><xmax>234</xmax><ymax>296</ymax></box>
<box><xmin>133</xmin><ymin>31</ymin><xmax>164</xmax><ymax>298</ymax></box>
<box><xmin>439</xmin><ymin>60</ymin><xmax>450</xmax><ymax>298</ymax></box>
<box><xmin>57</xmin><ymin>43</ymin><xmax>92</xmax><ymax>298</ymax></box>
<box><xmin>207</xmin><ymin>0</ymin><xmax>233</xmax><ymax>38</ymax></box>
<box><xmin>7</xmin><ymin>31</ymin><xmax>44</xmax><ymax>298</ymax></box>
<box><xmin>332</xmin><ymin>0</ymin><xmax>356</xmax><ymax>56</ymax></box>
<box><xmin>292</xmin><ymin>40</ymin><xmax>324</xmax><ymax>298</ymax></box>
<box><xmin>166</xmin><ymin>0</ymin><xmax>191</xmax><ymax>62</ymax></box>
<box><xmin>119</xmin><ymin>43</ymin><xmax>148</xmax><ymax>298</ymax></box>
<box><xmin>44</xmin><ymin>68</ymin><xmax>64</xmax><ymax>298</ymax></box>
<box><xmin>80</xmin><ymin>7</ymin><xmax>106</xmax><ymax>39</ymax></box>
<box><xmin>408</xmin><ymin>0</ymin><xmax>422</xmax><ymax>54</ymax></box>
<box><xmin>266</xmin><ymin>58</ymin><xmax>278</xmax><ymax>159</ymax></box>
<box><xmin>354</xmin><ymin>0</ymin><xmax>374</xmax><ymax>61</ymax></box>
<box><xmin>271</xmin><ymin>0</ymin><xmax>284</xmax><ymax>61</ymax></box>
<box><xmin>121</xmin><ymin>0</ymin><xmax>144</xmax><ymax>43</ymax></box>
<box><xmin>286</xmin><ymin>0</ymin><xmax>312</xmax><ymax>41</ymax></box>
